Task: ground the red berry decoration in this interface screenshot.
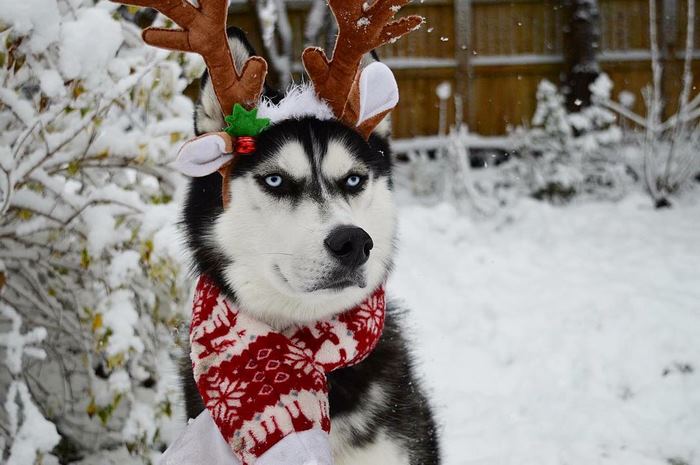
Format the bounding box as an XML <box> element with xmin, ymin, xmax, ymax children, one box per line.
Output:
<box><xmin>235</xmin><ymin>136</ymin><xmax>256</xmax><ymax>155</ymax></box>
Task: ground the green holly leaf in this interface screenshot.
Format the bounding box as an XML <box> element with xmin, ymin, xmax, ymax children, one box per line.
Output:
<box><xmin>224</xmin><ymin>104</ymin><xmax>270</xmax><ymax>137</ymax></box>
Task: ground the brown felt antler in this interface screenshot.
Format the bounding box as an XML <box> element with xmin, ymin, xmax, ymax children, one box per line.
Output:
<box><xmin>112</xmin><ymin>0</ymin><xmax>267</xmax><ymax>114</ymax></box>
<box><xmin>302</xmin><ymin>0</ymin><xmax>423</xmax><ymax>127</ymax></box>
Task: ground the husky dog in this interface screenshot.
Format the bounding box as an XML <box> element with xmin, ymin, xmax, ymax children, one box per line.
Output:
<box><xmin>179</xmin><ymin>29</ymin><xmax>440</xmax><ymax>465</ymax></box>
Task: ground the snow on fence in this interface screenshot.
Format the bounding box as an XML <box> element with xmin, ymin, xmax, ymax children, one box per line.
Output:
<box><xmin>225</xmin><ymin>0</ymin><xmax>700</xmax><ymax>137</ymax></box>
<box><xmin>392</xmin><ymin>133</ymin><xmax>512</xmax><ymax>158</ymax></box>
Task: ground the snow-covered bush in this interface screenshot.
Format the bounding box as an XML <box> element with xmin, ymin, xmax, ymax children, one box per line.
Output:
<box><xmin>594</xmin><ymin>0</ymin><xmax>700</xmax><ymax>207</ymax></box>
<box><xmin>510</xmin><ymin>77</ymin><xmax>627</xmax><ymax>203</ymax></box>
<box><xmin>1</xmin><ymin>304</ymin><xmax>60</xmax><ymax>465</ymax></box>
<box><xmin>0</xmin><ymin>1</ymin><xmax>198</xmax><ymax>463</ymax></box>
<box><xmin>393</xmin><ymin>77</ymin><xmax>629</xmax><ymax>217</ymax></box>
<box><xmin>253</xmin><ymin>0</ymin><xmax>293</xmax><ymax>89</ymax></box>
<box><xmin>392</xmin><ymin>129</ymin><xmax>519</xmax><ymax>218</ymax></box>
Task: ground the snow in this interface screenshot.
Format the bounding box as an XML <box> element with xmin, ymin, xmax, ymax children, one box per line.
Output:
<box><xmin>0</xmin><ymin>304</ymin><xmax>47</xmax><ymax>374</ymax></box>
<box><xmin>599</xmin><ymin>50</ymin><xmax>653</xmax><ymax>62</ymax></box>
<box><xmin>5</xmin><ymin>383</ymin><xmax>61</xmax><ymax>465</ymax></box>
<box><xmin>390</xmin><ymin>194</ymin><xmax>700</xmax><ymax>465</ymax></box>
<box><xmin>108</xmin><ymin>250</ymin><xmax>142</xmax><ymax>288</ymax></box>
<box><xmin>1</xmin><ymin>304</ymin><xmax>60</xmax><ymax>465</ymax></box>
<box><xmin>0</xmin><ymin>88</ymin><xmax>36</xmax><ymax>125</ymax></box>
<box><xmin>589</xmin><ymin>73</ymin><xmax>614</xmax><ymax>100</ymax></box>
<box><xmin>122</xmin><ymin>401</ymin><xmax>158</xmax><ymax>443</ymax></box>
<box><xmin>0</xmin><ymin>0</ymin><xmax>60</xmax><ymax>53</ymax></box>
<box><xmin>39</xmin><ymin>69</ymin><xmax>65</xmax><ymax>98</ymax></box>
<box><xmin>258</xmin><ymin>0</ymin><xmax>278</xmax><ymax>46</ymax></box>
<box><xmin>59</xmin><ymin>8</ymin><xmax>123</xmax><ymax>85</ymax></box>
<box><xmin>83</xmin><ymin>206</ymin><xmax>126</xmax><ymax>255</ymax></box>
<box><xmin>304</xmin><ymin>0</ymin><xmax>328</xmax><ymax>43</ymax></box>
<box><xmin>380</xmin><ymin>57</ymin><xmax>457</xmax><ymax>70</ymax></box>
<box><xmin>255</xmin><ymin>0</ymin><xmax>293</xmax><ymax>88</ymax></box>
<box><xmin>357</xmin><ymin>17</ymin><xmax>371</xmax><ymax>28</ymax></box>
<box><xmin>99</xmin><ymin>289</ymin><xmax>144</xmax><ymax>357</ymax></box>
<box><xmin>107</xmin><ymin>369</ymin><xmax>132</xmax><ymax>395</ymax></box>
<box><xmin>618</xmin><ymin>90</ymin><xmax>636</xmax><ymax>108</ymax></box>
<box><xmin>471</xmin><ymin>54</ymin><xmax>563</xmax><ymax>67</ymax></box>
<box><xmin>436</xmin><ymin>81</ymin><xmax>453</xmax><ymax>100</ymax></box>
<box><xmin>2</xmin><ymin>1</ymin><xmax>195</xmax><ymax>460</ymax></box>
<box><xmin>392</xmin><ymin>133</ymin><xmax>512</xmax><ymax>154</ymax></box>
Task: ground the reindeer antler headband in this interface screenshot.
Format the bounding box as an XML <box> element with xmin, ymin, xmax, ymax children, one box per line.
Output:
<box><xmin>303</xmin><ymin>0</ymin><xmax>423</xmax><ymax>133</ymax></box>
<box><xmin>113</xmin><ymin>0</ymin><xmax>422</xmax><ymax>203</ymax></box>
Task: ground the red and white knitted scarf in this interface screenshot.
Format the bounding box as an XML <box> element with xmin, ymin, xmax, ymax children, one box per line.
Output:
<box><xmin>189</xmin><ymin>275</ymin><xmax>386</xmax><ymax>465</ymax></box>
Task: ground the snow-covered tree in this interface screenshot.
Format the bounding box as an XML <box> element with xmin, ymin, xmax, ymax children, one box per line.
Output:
<box><xmin>252</xmin><ymin>0</ymin><xmax>293</xmax><ymax>89</ymax></box>
<box><xmin>304</xmin><ymin>0</ymin><xmax>338</xmax><ymax>55</ymax></box>
<box><xmin>1</xmin><ymin>304</ymin><xmax>60</xmax><ymax>465</ymax></box>
<box><xmin>511</xmin><ymin>77</ymin><xmax>625</xmax><ymax>202</ymax></box>
<box><xmin>0</xmin><ymin>1</ymin><xmax>199</xmax><ymax>462</ymax></box>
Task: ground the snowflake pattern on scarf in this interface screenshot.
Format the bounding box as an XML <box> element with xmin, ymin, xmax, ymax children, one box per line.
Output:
<box><xmin>189</xmin><ymin>276</ymin><xmax>386</xmax><ymax>465</ymax></box>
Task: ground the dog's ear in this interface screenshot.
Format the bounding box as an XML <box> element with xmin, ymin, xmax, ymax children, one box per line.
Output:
<box><xmin>194</xmin><ymin>27</ymin><xmax>260</xmax><ymax>135</ymax></box>
<box><xmin>175</xmin><ymin>133</ymin><xmax>233</xmax><ymax>177</ymax></box>
<box><xmin>355</xmin><ymin>62</ymin><xmax>399</xmax><ymax>139</ymax></box>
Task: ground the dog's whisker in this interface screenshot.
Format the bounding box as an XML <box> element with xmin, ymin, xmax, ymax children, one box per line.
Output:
<box><xmin>236</xmin><ymin>252</ymin><xmax>295</xmax><ymax>257</ymax></box>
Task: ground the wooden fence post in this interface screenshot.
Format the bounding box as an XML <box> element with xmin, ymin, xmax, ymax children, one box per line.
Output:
<box><xmin>455</xmin><ymin>0</ymin><xmax>472</xmax><ymax>130</ymax></box>
<box><xmin>659</xmin><ymin>0</ymin><xmax>682</xmax><ymax>118</ymax></box>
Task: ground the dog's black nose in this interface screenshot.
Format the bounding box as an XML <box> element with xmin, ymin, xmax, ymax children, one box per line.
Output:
<box><xmin>324</xmin><ymin>226</ymin><xmax>373</xmax><ymax>268</ymax></box>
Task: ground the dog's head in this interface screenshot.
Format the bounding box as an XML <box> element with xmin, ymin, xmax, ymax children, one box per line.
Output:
<box><xmin>182</xmin><ymin>30</ymin><xmax>396</xmax><ymax>327</ymax></box>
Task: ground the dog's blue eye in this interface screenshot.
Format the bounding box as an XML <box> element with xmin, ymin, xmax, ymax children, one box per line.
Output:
<box><xmin>346</xmin><ymin>175</ymin><xmax>361</xmax><ymax>188</ymax></box>
<box><xmin>265</xmin><ymin>175</ymin><xmax>283</xmax><ymax>188</ymax></box>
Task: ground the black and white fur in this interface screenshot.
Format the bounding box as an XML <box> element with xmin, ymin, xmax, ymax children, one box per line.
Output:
<box><xmin>180</xmin><ymin>28</ymin><xmax>440</xmax><ymax>465</ymax></box>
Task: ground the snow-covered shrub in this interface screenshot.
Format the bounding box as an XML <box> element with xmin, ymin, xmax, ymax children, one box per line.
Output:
<box><xmin>392</xmin><ymin>128</ymin><xmax>519</xmax><ymax>218</ymax></box>
<box><xmin>510</xmin><ymin>77</ymin><xmax>626</xmax><ymax>203</ymax></box>
<box><xmin>1</xmin><ymin>304</ymin><xmax>60</xmax><ymax>465</ymax></box>
<box><xmin>593</xmin><ymin>0</ymin><xmax>700</xmax><ymax>207</ymax></box>
<box><xmin>393</xmin><ymin>77</ymin><xmax>628</xmax><ymax>216</ymax></box>
<box><xmin>440</xmin><ymin>126</ymin><xmax>516</xmax><ymax>216</ymax></box>
<box><xmin>0</xmin><ymin>1</ymin><xmax>198</xmax><ymax>462</ymax></box>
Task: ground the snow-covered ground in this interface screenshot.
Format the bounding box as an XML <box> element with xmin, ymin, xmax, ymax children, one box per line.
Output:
<box><xmin>390</xmin><ymin>193</ymin><xmax>700</xmax><ymax>465</ymax></box>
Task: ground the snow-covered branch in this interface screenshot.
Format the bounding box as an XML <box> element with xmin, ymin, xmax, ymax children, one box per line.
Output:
<box><xmin>254</xmin><ymin>0</ymin><xmax>293</xmax><ymax>88</ymax></box>
<box><xmin>1</xmin><ymin>304</ymin><xmax>60</xmax><ymax>465</ymax></box>
<box><xmin>1</xmin><ymin>1</ymin><xmax>195</xmax><ymax>462</ymax></box>
<box><xmin>590</xmin><ymin>0</ymin><xmax>700</xmax><ymax>205</ymax></box>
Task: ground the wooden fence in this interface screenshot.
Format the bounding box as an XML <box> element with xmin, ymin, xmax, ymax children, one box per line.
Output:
<box><xmin>226</xmin><ymin>0</ymin><xmax>700</xmax><ymax>138</ymax></box>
